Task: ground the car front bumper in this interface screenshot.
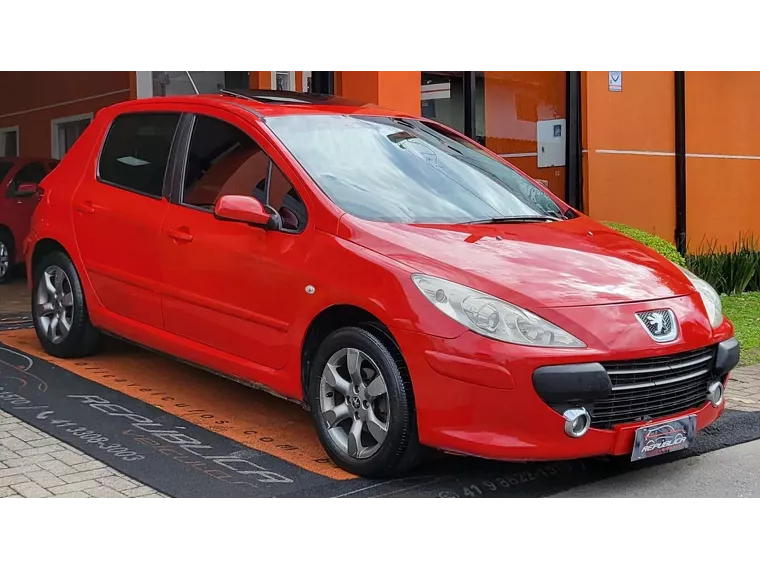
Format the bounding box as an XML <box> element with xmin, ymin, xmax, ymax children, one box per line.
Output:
<box><xmin>392</xmin><ymin>293</ymin><xmax>738</xmax><ymax>462</ymax></box>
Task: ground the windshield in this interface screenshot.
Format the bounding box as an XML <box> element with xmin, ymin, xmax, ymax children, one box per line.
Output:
<box><xmin>266</xmin><ymin>114</ymin><xmax>566</xmax><ymax>224</ymax></box>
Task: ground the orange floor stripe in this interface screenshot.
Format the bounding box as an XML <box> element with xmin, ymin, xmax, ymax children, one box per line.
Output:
<box><xmin>0</xmin><ymin>329</ymin><xmax>355</xmax><ymax>480</ymax></box>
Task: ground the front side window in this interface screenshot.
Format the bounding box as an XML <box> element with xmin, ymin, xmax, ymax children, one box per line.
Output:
<box><xmin>183</xmin><ymin>115</ymin><xmax>269</xmax><ymax>209</ymax></box>
<box><xmin>266</xmin><ymin>114</ymin><xmax>566</xmax><ymax>224</ymax></box>
<box><xmin>182</xmin><ymin>114</ymin><xmax>307</xmax><ymax>231</ymax></box>
<box><xmin>9</xmin><ymin>162</ymin><xmax>46</xmax><ymax>195</ymax></box>
<box><xmin>98</xmin><ymin>112</ymin><xmax>181</xmax><ymax>197</ymax></box>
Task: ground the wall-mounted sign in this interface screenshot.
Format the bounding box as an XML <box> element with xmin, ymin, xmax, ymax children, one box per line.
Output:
<box><xmin>421</xmin><ymin>82</ymin><xmax>451</xmax><ymax>100</ymax></box>
<box><xmin>537</xmin><ymin>119</ymin><xmax>566</xmax><ymax>168</ymax></box>
<box><xmin>609</xmin><ymin>71</ymin><xmax>622</xmax><ymax>92</ymax></box>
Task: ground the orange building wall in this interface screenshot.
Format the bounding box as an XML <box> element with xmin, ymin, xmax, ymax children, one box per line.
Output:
<box><xmin>249</xmin><ymin>72</ymin><xmax>272</xmax><ymax>90</ymax></box>
<box><xmin>0</xmin><ymin>72</ymin><xmax>131</xmax><ymax>158</ymax></box>
<box><xmin>483</xmin><ymin>71</ymin><xmax>566</xmax><ymax>199</ymax></box>
<box><xmin>684</xmin><ymin>71</ymin><xmax>760</xmax><ymax>249</ymax></box>
<box><xmin>340</xmin><ymin>72</ymin><xmax>421</xmax><ymax>115</ymax></box>
<box><xmin>583</xmin><ymin>71</ymin><xmax>676</xmax><ymax>242</ymax></box>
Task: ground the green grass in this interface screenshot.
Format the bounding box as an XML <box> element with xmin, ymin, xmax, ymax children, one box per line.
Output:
<box><xmin>722</xmin><ymin>292</ymin><xmax>760</xmax><ymax>366</ymax></box>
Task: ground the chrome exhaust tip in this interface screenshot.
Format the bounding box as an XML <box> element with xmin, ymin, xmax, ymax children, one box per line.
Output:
<box><xmin>707</xmin><ymin>381</ymin><xmax>724</xmax><ymax>408</ymax></box>
<box><xmin>563</xmin><ymin>407</ymin><xmax>591</xmax><ymax>438</ymax></box>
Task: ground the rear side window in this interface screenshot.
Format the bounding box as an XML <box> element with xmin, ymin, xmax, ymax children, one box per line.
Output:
<box><xmin>98</xmin><ymin>112</ymin><xmax>180</xmax><ymax>198</ymax></box>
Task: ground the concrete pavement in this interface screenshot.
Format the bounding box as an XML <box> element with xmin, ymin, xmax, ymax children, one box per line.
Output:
<box><xmin>0</xmin><ymin>410</ymin><xmax>165</xmax><ymax>498</ymax></box>
<box><xmin>726</xmin><ymin>365</ymin><xmax>760</xmax><ymax>412</ymax></box>
<box><xmin>554</xmin><ymin>438</ymin><xmax>760</xmax><ymax>498</ymax></box>
<box><xmin>0</xmin><ymin>279</ymin><xmax>28</xmax><ymax>316</ymax></box>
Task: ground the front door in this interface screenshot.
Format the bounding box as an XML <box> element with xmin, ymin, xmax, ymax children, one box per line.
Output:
<box><xmin>4</xmin><ymin>161</ymin><xmax>48</xmax><ymax>259</ymax></box>
<box><xmin>160</xmin><ymin>111</ymin><xmax>310</xmax><ymax>373</ymax></box>
<box><xmin>71</xmin><ymin>111</ymin><xmax>181</xmax><ymax>329</ymax></box>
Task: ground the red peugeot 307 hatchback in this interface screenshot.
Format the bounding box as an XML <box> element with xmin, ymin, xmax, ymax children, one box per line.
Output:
<box><xmin>24</xmin><ymin>89</ymin><xmax>739</xmax><ymax>477</ymax></box>
<box><xmin>0</xmin><ymin>157</ymin><xmax>58</xmax><ymax>283</ymax></box>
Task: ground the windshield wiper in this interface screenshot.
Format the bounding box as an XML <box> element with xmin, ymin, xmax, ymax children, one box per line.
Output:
<box><xmin>464</xmin><ymin>215</ymin><xmax>563</xmax><ymax>225</ymax></box>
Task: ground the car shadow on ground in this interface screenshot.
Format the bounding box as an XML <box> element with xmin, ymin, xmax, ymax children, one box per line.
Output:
<box><xmin>328</xmin><ymin>408</ymin><xmax>760</xmax><ymax>498</ymax></box>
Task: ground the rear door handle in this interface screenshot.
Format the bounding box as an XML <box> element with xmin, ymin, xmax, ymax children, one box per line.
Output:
<box><xmin>75</xmin><ymin>201</ymin><xmax>96</xmax><ymax>215</ymax></box>
<box><xmin>167</xmin><ymin>228</ymin><xmax>194</xmax><ymax>243</ymax></box>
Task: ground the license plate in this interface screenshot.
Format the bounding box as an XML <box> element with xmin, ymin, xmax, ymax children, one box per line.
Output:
<box><xmin>631</xmin><ymin>414</ymin><xmax>697</xmax><ymax>461</ymax></box>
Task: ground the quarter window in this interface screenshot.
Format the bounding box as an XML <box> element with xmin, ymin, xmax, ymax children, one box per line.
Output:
<box><xmin>182</xmin><ymin>114</ymin><xmax>307</xmax><ymax>231</ymax></box>
<box><xmin>98</xmin><ymin>112</ymin><xmax>181</xmax><ymax>198</ymax></box>
<box><xmin>267</xmin><ymin>164</ymin><xmax>307</xmax><ymax>231</ymax></box>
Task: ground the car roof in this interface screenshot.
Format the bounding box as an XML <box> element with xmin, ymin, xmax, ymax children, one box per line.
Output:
<box><xmin>113</xmin><ymin>88</ymin><xmax>418</xmax><ymax>120</ymax></box>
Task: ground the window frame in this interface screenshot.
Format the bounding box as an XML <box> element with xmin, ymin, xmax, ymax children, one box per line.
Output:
<box><xmin>7</xmin><ymin>161</ymin><xmax>47</xmax><ymax>197</ymax></box>
<box><xmin>271</xmin><ymin>71</ymin><xmax>296</xmax><ymax>92</ymax></box>
<box><xmin>173</xmin><ymin>112</ymin><xmax>308</xmax><ymax>234</ymax></box>
<box><xmin>51</xmin><ymin>113</ymin><xmax>94</xmax><ymax>159</ymax></box>
<box><xmin>0</xmin><ymin>126</ymin><xmax>20</xmax><ymax>158</ymax></box>
<box><xmin>95</xmin><ymin>110</ymin><xmax>184</xmax><ymax>201</ymax></box>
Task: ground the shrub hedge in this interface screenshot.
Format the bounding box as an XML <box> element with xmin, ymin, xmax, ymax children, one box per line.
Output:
<box><xmin>603</xmin><ymin>222</ymin><xmax>760</xmax><ymax>296</ymax></box>
<box><xmin>602</xmin><ymin>222</ymin><xmax>686</xmax><ymax>267</ymax></box>
<box><xmin>684</xmin><ymin>235</ymin><xmax>760</xmax><ymax>295</ymax></box>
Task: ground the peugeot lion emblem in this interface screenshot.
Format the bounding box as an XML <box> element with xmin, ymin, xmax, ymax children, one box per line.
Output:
<box><xmin>636</xmin><ymin>309</ymin><xmax>678</xmax><ymax>343</ymax></box>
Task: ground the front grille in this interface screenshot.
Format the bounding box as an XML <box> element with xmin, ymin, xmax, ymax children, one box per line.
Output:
<box><xmin>591</xmin><ymin>345</ymin><xmax>717</xmax><ymax>429</ymax></box>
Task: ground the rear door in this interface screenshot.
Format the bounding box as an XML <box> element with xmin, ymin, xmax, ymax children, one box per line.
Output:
<box><xmin>71</xmin><ymin>111</ymin><xmax>181</xmax><ymax>329</ymax></box>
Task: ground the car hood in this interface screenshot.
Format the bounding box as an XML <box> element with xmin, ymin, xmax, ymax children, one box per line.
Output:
<box><xmin>339</xmin><ymin>215</ymin><xmax>694</xmax><ymax>310</ymax></box>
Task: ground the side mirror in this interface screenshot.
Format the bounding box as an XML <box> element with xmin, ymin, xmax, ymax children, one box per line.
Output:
<box><xmin>214</xmin><ymin>195</ymin><xmax>281</xmax><ymax>230</ymax></box>
<box><xmin>15</xmin><ymin>182</ymin><xmax>39</xmax><ymax>197</ymax></box>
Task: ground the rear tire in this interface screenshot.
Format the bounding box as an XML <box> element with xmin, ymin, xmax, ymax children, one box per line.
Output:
<box><xmin>32</xmin><ymin>250</ymin><xmax>100</xmax><ymax>358</ymax></box>
<box><xmin>308</xmin><ymin>326</ymin><xmax>422</xmax><ymax>478</ymax></box>
<box><xmin>0</xmin><ymin>229</ymin><xmax>14</xmax><ymax>285</ymax></box>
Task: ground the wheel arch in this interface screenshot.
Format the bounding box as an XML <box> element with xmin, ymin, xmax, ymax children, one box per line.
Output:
<box><xmin>31</xmin><ymin>238</ymin><xmax>71</xmax><ymax>272</ymax></box>
<box><xmin>0</xmin><ymin>223</ymin><xmax>13</xmax><ymax>243</ymax></box>
<box><xmin>300</xmin><ymin>304</ymin><xmax>408</xmax><ymax>405</ymax></box>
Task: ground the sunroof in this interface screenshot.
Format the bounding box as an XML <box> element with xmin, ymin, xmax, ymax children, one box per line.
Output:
<box><xmin>220</xmin><ymin>88</ymin><xmax>370</xmax><ymax>107</ymax></box>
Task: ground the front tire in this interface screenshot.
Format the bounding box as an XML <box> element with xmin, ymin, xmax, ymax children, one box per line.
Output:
<box><xmin>0</xmin><ymin>230</ymin><xmax>14</xmax><ymax>284</ymax></box>
<box><xmin>32</xmin><ymin>250</ymin><xmax>100</xmax><ymax>358</ymax></box>
<box><xmin>308</xmin><ymin>326</ymin><xmax>422</xmax><ymax>478</ymax></box>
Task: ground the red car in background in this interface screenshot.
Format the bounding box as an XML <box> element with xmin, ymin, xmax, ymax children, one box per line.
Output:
<box><xmin>23</xmin><ymin>90</ymin><xmax>739</xmax><ymax>477</ymax></box>
<box><xmin>0</xmin><ymin>157</ymin><xmax>58</xmax><ymax>283</ymax></box>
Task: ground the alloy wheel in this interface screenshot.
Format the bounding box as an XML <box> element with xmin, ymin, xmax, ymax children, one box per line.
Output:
<box><xmin>0</xmin><ymin>241</ymin><xmax>9</xmax><ymax>279</ymax></box>
<box><xmin>319</xmin><ymin>347</ymin><xmax>391</xmax><ymax>459</ymax></box>
<box><xmin>35</xmin><ymin>266</ymin><xmax>74</xmax><ymax>344</ymax></box>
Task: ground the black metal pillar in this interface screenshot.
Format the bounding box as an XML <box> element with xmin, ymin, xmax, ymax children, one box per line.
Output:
<box><xmin>674</xmin><ymin>71</ymin><xmax>687</xmax><ymax>256</ymax></box>
<box><xmin>224</xmin><ymin>63</ymin><xmax>251</xmax><ymax>89</ymax></box>
<box><xmin>463</xmin><ymin>71</ymin><xmax>477</xmax><ymax>140</ymax></box>
<box><xmin>565</xmin><ymin>71</ymin><xmax>583</xmax><ymax>211</ymax></box>
<box><xmin>310</xmin><ymin>72</ymin><xmax>334</xmax><ymax>95</ymax></box>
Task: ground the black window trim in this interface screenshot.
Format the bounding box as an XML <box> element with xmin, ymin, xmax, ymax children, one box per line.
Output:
<box><xmin>171</xmin><ymin>111</ymin><xmax>308</xmax><ymax>235</ymax></box>
<box><xmin>95</xmin><ymin>110</ymin><xmax>184</xmax><ymax>201</ymax></box>
<box><xmin>7</xmin><ymin>161</ymin><xmax>47</xmax><ymax>198</ymax></box>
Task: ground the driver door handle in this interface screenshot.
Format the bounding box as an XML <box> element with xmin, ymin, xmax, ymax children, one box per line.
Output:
<box><xmin>167</xmin><ymin>228</ymin><xmax>194</xmax><ymax>243</ymax></box>
<box><xmin>75</xmin><ymin>201</ymin><xmax>96</xmax><ymax>215</ymax></box>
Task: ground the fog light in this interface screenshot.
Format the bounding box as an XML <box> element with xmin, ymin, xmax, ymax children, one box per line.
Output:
<box><xmin>563</xmin><ymin>408</ymin><xmax>591</xmax><ymax>438</ymax></box>
<box><xmin>707</xmin><ymin>381</ymin><xmax>724</xmax><ymax>408</ymax></box>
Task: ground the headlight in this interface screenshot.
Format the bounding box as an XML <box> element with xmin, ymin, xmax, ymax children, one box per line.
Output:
<box><xmin>677</xmin><ymin>266</ymin><xmax>724</xmax><ymax>328</ymax></box>
<box><xmin>411</xmin><ymin>274</ymin><xmax>585</xmax><ymax>348</ymax></box>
